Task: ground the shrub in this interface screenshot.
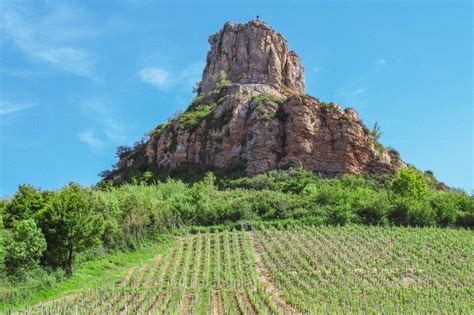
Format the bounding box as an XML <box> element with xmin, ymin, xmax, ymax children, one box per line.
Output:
<box><xmin>350</xmin><ymin>189</ymin><xmax>390</xmax><ymax>225</ymax></box>
<box><xmin>214</xmin><ymin>70</ymin><xmax>232</xmax><ymax>91</ymax></box>
<box><xmin>178</xmin><ymin>104</ymin><xmax>215</xmax><ymax>129</ymax></box>
<box><xmin>150</xmin><ymin>122</ymin><xmax>170</xmax><ymax>137</ymax></box>
<box><xmin>391</xmin><ymin>167</ymin><xmax>429</xmax><ymax>200</ymax></box>
<box><xmin>388</xmin><ymin>197</ymin><xmax>435</xmax><ymax>226</ymax></box>
<box><xmin>4</xmin><ymin>219</ymin><xmax>46</xmax><ymax>278</ymax></box>
<box><xmin>251</xmin><ymin>93</ymin><xmax>287</xmax><ymax>106</ymax></box>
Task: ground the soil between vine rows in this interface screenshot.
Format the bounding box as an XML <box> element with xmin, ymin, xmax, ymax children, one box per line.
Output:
<box><xmin>19</xmin><ymin>226</ymin><xmax>473</xmax><ymax>314</ymax></box>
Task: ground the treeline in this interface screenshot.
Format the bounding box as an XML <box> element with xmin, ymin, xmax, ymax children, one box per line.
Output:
<box><xmin>0</xmin><ymin>167</ymin><xmax>472</xmax><ymax>284</ymax></box>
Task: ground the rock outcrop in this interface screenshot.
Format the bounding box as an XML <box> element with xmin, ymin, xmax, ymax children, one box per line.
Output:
<box><xmin>107</xmin><ymin>20</ymin><xmax>405</xmax><ymax>183</ymax></box>
<box><xmin>201</xmin><ymin>20</ymin><xmax>305</xmax><ymax>95</ymax></box>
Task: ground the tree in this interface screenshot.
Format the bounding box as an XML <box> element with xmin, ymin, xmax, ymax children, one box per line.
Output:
<box><xmin>4</xmin><ymin>219</ymin><xmax>46</xmax><ymax>278</ymax></box>
<box><xmin>371</xmin><ymin>122</ymin><xmax>382</xmax><ymax>140</ymax></box>
<box><xmin>3</xmin><ymin>184</ymin><xmax>50</xmax><ymax>228</ymax></box>
<box><xmin>39</xmin><ymin>183</ymin><xmax>104</xmax><ymax>275</ymax></box>
<box><xmin>391</xmin><ymin>167</ymin><xmax>428</xmax><ymax>200</ymax></box>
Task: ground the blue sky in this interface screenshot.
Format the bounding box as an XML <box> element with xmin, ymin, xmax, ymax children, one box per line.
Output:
<box><xmin>0</xmin><ymin>0</ymin><xmax>472</xmax><ymax>196</ymax></box>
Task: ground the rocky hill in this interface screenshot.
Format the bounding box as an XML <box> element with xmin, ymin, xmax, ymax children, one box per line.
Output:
<box><xmin>106</xmin><ymin>19</ymin><xmax>405</xmax><ymax>183</ymax></box>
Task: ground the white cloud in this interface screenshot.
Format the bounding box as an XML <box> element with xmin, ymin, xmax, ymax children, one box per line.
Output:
<box><xmin>78</xmin><ymin>130</ymin><xmax>103</xmax><ymax>151</ymax></box>
<box><xmin>138</xmin><ymin>62</ymin><xmax>203</xmax><ymax>92</ymax></box>
<box><xmin>139</xmin><ymin>68</ymin><xmax>171</xmax><ymax>89</ymax></box>
<box><xmin>1</xmin><ymin>4</ymin><xmax>97</xmax><ymax>79</ymax></box>
<box><xmin>0</xmin><ymin>101</ymin><xmax>36</xmax><ymax>115</ymax></box>
<box><xmin>79</xmin><ymin>99</ymin><xmax>127</xmax><ymax>145</ymax></box>
<box><xmin>37</xmin><ymin>47</ymin><xmax>95</xmax><ymax>78</ymax></box>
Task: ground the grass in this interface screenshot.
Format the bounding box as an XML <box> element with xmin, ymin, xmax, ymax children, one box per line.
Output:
<box><xmin>0</xmin><ymin>238</ymin><xmax>175</xmax><ymax>312</ymax></box>
<box><xmin>178</xmin><ymin>103</ymin><xmax>215</xmax><ymax>129</ymax></box>
<box><xmin>251</xmin><ymin>93</ymin><xmax>287</xmax><ymax>106</ymax></box>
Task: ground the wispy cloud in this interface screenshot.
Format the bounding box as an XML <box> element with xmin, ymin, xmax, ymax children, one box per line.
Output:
<box><xmin>138</xmin><ymin>61</ymin><xmax>203</xmax><ymax>92</ymax></box>
<box><xmin>79</xmin><ymin>99</ymin><xmax>128</xmax><ymax>150</ymax></box>
<box><xmin>1</xmin><ymin>3</ymin><xmax>97</xmax><ymax>79</ymax></box>
<box><xmin>139</xmin><ymin>68</ymin><xmax>171</xmax><ymax>90</ymax></box>
<box><xmin>0</xmin><ymin>101</ymin><xmax>36</xmax><ymax>115</ymax></box>
<box><xmin>78</xmin><ymin>130</ymin><xmax>103</xmax><ymax>151</ymax></box>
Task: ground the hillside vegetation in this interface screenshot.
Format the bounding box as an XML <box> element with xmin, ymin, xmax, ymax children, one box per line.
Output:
<box><xmin>0</xmin><ymin>167</ymin><xmax>472</xmax><ymax>307</ymax></box>
<box><xmin>14</xmin><ymin>226</ymin><xmax>474</xmax><ymax>314</ymax></box>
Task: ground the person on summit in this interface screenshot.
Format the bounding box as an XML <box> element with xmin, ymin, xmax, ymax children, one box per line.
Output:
<box><xmin>256</xmin><ymin>15</ymin><xmax>260</xmax><ymax>20</ymax></box>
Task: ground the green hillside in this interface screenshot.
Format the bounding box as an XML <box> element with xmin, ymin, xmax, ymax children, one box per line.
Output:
<box><xmin>1</xmin><ymin>167</ymin><xmax>472</xmax><ymax>312</ymax></box>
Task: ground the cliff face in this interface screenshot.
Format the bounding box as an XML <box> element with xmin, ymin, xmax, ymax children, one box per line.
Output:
<box><xmin>108</xmin><ymin>20</ymin><xmax>404</xmax><ymax>183</ymax></box>
<box><xmin>201</xmin><ymin>20</ymin><xmax>305</xmax><ymax>95</ymax></box>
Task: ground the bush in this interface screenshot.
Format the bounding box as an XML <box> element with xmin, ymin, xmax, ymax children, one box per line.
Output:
<box><xmin>1</xmin><ymin>167</ymin><xmax>472</xmax><ymax>287</ymax></box>
<box><xmin>4</xmin><ymin>219</ymin><xmax>46</xmax><ymax>278</ymax></box>
<box><xmin>388</xmin><ymin>197</ymin><xmax>435</xmax><ymax>226</ymax></box>
<box><xmin>251</xmin><ymin>93</ymin><xmax>287</xmax><ymax>106</ymax></box>
<box><xmin>391</xmin><ymin>167</ymin><xmax>428</xmax><ymax>200</ymax></box>
<box><xmin>178</xmin><ymin>104</ymin><xmax>215</xmax><ymax>129</ymax></box>
<box><xmin>214</xmin><ymin>70</ymin><xmax>232</xmax><ymax>91</ymax></box>
<box><xmin>350</xmin><ymin>189</ymin><xmax>390</xmax><ymax>225</ymax></box>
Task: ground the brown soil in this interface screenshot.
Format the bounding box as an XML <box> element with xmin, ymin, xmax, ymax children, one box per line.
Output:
<box><xmin>119</xmin><ymin>267</ymin><xmax>136</xmax><ymax>287</ymax></box>
<box><xmin>179</xmin><ymin>292</ymin><xmax>195</xmax><ymax>315</ymax></box>
<box><xmin>240</xmin><ymin>290</ymin><xmax>257</xmax><ymax>314</ymax></box>
<box><xmin>248</xmin><ymin>232</ymin><xmax>302</xmax><ymax>315</ymax></box>
<box><xmin>211</xmin><ymin>291</ymin><xmax>224</xmax><ymax>315</ymax></box>
<box><xmin>148</xmin><ymin>292</ymin><xmax>167</xmax><ymax>313</ymax></box>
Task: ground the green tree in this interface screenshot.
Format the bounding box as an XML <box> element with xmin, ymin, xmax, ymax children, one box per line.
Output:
<box><xmin>4</xmin><ymin>219</ymin><xmax>46</xmax><ymax>278</ymax></box>
<box><xmin>0</xmin><ymin>206</ymin><xmax>5</xmax><ymax>277</ymax></box>
<box><xmin>3</xmin><ymin>184</ymin><xmax>50</xmax><ymax>228</ymax></box>
<box><xmin>39</xmin><ymin>183</ymin><xmax>104</xmax><ymax>275</ymax></box>
<box><xmin>391</xmin><ymin>167</ymin><xmax>428</xmax><ymax>200</ymax></box>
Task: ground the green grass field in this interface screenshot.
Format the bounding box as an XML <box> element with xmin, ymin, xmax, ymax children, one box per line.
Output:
<box><xmin>13</xmin><ymin>226</ymin><xmax>474</xmax><ymax>314</ymax></box>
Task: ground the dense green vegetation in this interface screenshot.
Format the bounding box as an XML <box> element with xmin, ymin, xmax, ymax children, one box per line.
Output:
<box><xmin>13</xmin><ymin>226</ymin><xmax>474</xmax><ymax>314</ymax></box>
<box><xmin>254</xmin><ymin>225</ymin><xmax>472</xmax><ymax>313</ymax></box>
<box><xmin>0</xmin><ymin>167</ymin><xmax>472</xmax><ymax>309</ymax></box>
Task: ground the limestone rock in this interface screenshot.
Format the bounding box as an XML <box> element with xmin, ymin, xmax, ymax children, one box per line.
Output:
<box><xmin>201</xmin><ymin>20</ymin><xmax>305</xmax><ymax>95</ymax></box>
<box><xmin>107</xmin><ymin>20</ymin><xmax>405</xmax><ymax>183</ymax></box>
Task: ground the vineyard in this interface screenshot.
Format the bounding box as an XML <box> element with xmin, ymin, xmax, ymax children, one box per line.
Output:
<box><xmin>15</xmin><ymin>226</ymin><xmax>473</xmax><ymax>314</ymax></box>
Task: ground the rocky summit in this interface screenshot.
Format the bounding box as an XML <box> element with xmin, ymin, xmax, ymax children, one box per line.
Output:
<box><xmin>107</xmin><ymin>19</ymin><xmax>405</xmax><ymax>183</ymax></box>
